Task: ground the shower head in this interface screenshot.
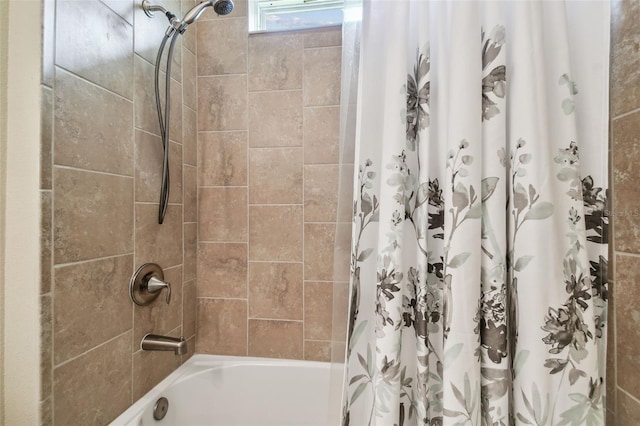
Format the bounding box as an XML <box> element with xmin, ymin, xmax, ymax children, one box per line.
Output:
<box><xmin>182</xmin><ymin>0</ymin><xmax>234</xmax><ymax>26</ymax></box>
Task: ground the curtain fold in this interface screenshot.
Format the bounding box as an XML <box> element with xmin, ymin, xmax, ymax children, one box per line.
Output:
<box><xmin>342</xmin><ymin>1</ymin><xmax>609</xmax><ymax>425</ymax></box>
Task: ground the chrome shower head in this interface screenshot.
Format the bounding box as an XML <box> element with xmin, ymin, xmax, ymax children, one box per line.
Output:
<box><xmin>182</xmin><ymin>0</ymin><xmax>234</xmax><ymax>26</ymax></box>
<box><xmin>212</xmin><ymin>0</ymin><xmax>234</xmax><ymax>15</ymax></box>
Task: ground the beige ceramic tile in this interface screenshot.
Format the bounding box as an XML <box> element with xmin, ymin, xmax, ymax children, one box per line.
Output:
<box><xmin>101</xmin><ymin>0</ymin><xmax>134</xmax><ymax>24</ymax></box>
<box><xmin>198</xmin><ymin>243</ymin><xmax>248</xmax><ymax>298</ymax></box>
<box><xmin>196</xmin><ymin>298</ymin><xmax>247</xmax><ymax>355</ymax></box>
<box><xmin>183</xmin><ymin>280</ymin><xmax>197</xmax><ymax>338</ymax></box>
<box><xmin>607</xmin><ymin>409</ymin><xmax>615</xmax><ymax>426</ymax></box>
<box><xmin>53</xmin><ymin>332</ymin><xmax>132</xmax><ymax>426</ymax></box>
<box><xmin>133</xmin><ymin>266</ymin><xmax>183</xmax><ymax>348</ymax></box>
<box><xmin>304</xmin><ymin>223</ymin><xmax>335</xmax><ymax>281</ymax></box>
<box><xmin>303</xmin><ymin>106</ymin><xmax>340</xmax><ymax>164</ymax></box>
<box><xmin>41</xmin><ymin>295</ymin><xmax>52</xmax><ymax>400</ymax></box>
<box><xmin>304</xmin><ymin>47</ymin><xmax>341</xmax><ymax>106</ymax></box>
<box><xmin>134</xmin><ymin>55</ymin><xmax>183</xmax><ymax>142</ymax></box>
<box><xmin>199</xmin><ymin>187</ymin><xmax>247</xmax><ymax>242</ymax></box>
<box><xmin>135</xmin><ymin>203</ymin><xmax>183</xmax><ymax>268</ymax></box>
<box><xmin>197</xmin><ymin>18</ymin><xmax>247</xmax><ymax>75</ymax></box>
<box><xmin>41</xmin><ymin>397</ymin><xmax>53</xmax><ymax>426</ymax></box>
<box><xmin>249</xmin><ymin>148</ymin><xmax>303</xmax><ymax>204</ymax></box>
<box><xmin>617</xmin><ymin>387</ymin><xmax>640</xmax><ymax>426</ymax></box>
<box><xmin>611</xmin><ymin>0</ymin><xmax>640</xmax><ymax>116</ymax></box>
<box><xmin>304</xmin><ymin>165</ymin><xmax>339</xmax><ymax>222</ymax></box>
<box><xmin>133</xmin><ymin>341</ymin><xmax>181</xmax><ymax>401</ymax></box>
<box><xmin>41</xmin><ymin>191</ymin><xmax>52</xmax><ymax>294</ymax></box>
<box><xmin>41</xmin><ymin>86</ymin><xmax>52</xmax><ymax>189</ymax></box>
<box><xmin>182</xmin><ymin>48</ymin><xmax>197</xmax><ymax>111</ymax></box>
<box><xmin>183</xmin><ymin>106</ymin><xmax>197</xmax><ymax>166</ymax></box>
<box><xmin>248</xmin><ymin>319</ymin><xmax>303</xmax><ymax>359</ymax></box>
<box><xmin>249</xmin><ymin>205</ymin><xmax>302</xmax><ymax>261</ymax></box>
<box><xmin>248</xmin><ymin>91</ymin><xmax>303</xmax><ymax>147</ymax></box>
<box><xmin>184</xmin><ymin>223</ymin><xmax>197</xmax><ymax>281</ymax></box>
<box><xmin>249</xmin><ymin>262</ymin><xmax>303</xmax><ymax>320</ymax></box>
<box><xmin>303</xmin><ymin>26</ymin><xmax>342</xmax><ymax>48</ymax></box>
<box><xmin>134</xmin><ymin>130</ymin><xmax>162</xmax><ymax>201</ymax></box>
<box><xmin>198</xmin><ymin>75</ymin><xmax>247</xmax><ymax>131</ymax></box>
<box><xmin>169</xmin><ymin>79</ymin><xmax>184</xmax><ymax>142</ymax></box>
<box><xmin>199</xmin><ymin>131</ymin><xmax>247</xmax><ymax>186</ymax></box>
<box><xmin>304</xmin><ymin>282</ymin><xmax>333</xmax><ymax>340</ymax></box>
<box><xmin>199</xmin><ymin>0</ymin><xmax>247</xmax><ymax>19</ymax></box>
<box><xmin>56</xmin><ymin>0</ymin><xmax>133</xmax><ymax>99</ymax></box>
<box><xmin>607</xmin><ymin>280</ymin><xmax>616</xmax><ymax>412</ymax></box>
<box><xmin>54</xmin><ymin>255</ymin><xmax>133</xmax><ymax>365</ymax></box>
<box><xmin>55</xmin><ymin>69</ymin><xmax>134</xmax><ymax>176</ymax></box>
<box><xmin>184</xmin><ymin>165</ymin><xmax>197</xmax><ymax>222</ymax></box>
<box><xmin>248</xmin><ymin>33</ymin><xmax>303</xmax><ymax>91</ymax></box>
<box><xmin>181</xmin><ymin>335</ymin><xmax>196</xmax><ymax>364</ymax></box>
<box><xmin>612</xmin><ymin>113</ymin><xmax>640</xmax><ymax>253</ymax></box>
<box><xmin>54</xmin><ymin>167</ymin><xmax>133</xmax><ymax>264</ymax></box>
<box><xmin>304</xmin><ymin>340</ymin><xmax>331</xmax><ymax>362</ymax></box>
<box><xmin>615</xmin><ymin>254</ymin><xmax>640</xmax><ymax>399</ymax></box>
<box><xmin>135</xmin><ymin>132</ymin><xmax>183</xmax><ymax>204</ymax></box>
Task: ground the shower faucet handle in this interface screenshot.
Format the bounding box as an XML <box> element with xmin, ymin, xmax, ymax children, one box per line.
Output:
<box><xmin>129</xmin><ymin>263</ymin><xmax>172</xmax><ymax>306</ymax></box>
<box><xmin>147</xmin><ymin>275</ymin><xmax>172</xmax><ymax>304</ymax></box>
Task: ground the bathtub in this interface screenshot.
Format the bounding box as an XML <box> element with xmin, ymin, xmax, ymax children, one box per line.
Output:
<box><xmin>110</xmin><ymin>354</ymin><xmax>338</xmax><ymax>426</ymax></box>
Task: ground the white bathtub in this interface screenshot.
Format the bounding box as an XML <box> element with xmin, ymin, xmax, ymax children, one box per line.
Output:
<box><xmin>110</xmin><ymin>354</ymin><xmax>337</xmax><ymax>426</ymax></box>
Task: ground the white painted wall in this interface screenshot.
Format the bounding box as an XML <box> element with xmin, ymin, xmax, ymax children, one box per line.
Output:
<box><xmin>1</xmin><ymin>0</ymin><xmax>42</xmax><ymax>424</ymax></box>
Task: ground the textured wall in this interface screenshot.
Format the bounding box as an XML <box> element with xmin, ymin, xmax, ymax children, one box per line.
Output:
<box><xmin>194</xmin><ymin>7</ymin><xmax>347</xmax><ymax>361</ymax></box>
<box><xmin>609</xmin><ymin>0</ymin><xmax>640</xmax><ymax>424</ymax></box>
<box><xmin>39</xmin><ymin>0</ymin><xmax>198</xmax><ymax>423</ymax></box>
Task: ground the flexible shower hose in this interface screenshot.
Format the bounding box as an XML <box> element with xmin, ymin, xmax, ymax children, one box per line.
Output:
<box><xmin>154</xmin><ymin>30</ymin><xmax>179</xmax><ymax>224</ymax></box>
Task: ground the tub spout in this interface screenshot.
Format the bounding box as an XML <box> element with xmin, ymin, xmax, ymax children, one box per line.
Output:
<box><xmin>141</xmin><ymin>334</ymin><xmax>187</xmax><ymax>355</ymax></box>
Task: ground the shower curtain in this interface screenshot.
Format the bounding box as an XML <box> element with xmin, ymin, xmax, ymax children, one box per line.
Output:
<box><xmin>342</xmin><ymin>1</ymin><xmax>609</xmax><ymax>425</ymax></box>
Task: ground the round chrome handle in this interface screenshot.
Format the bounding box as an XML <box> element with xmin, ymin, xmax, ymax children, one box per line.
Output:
<box><xmin>129</xmin><ymin>263</ymin><xmax>171</xmax><ymax>306</ymax></box>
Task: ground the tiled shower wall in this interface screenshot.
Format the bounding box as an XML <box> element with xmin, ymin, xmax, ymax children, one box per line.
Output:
<box><xmin>609</xmin><ymin>0</ymin><xmax>640</xmax><ymax>424</ymax></box>
<box><xmin>39</xmin><ymin>0</ymin><xmax>198</xmax><ymax>423</ymax></box>
<box><xmin>194</xmin><ymin>10</ymin><xmax>347</xmax><ymax>360</ymax></box>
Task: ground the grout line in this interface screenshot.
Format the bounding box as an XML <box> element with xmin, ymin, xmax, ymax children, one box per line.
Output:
<box><xmin>247</xmin><ymin>203</ymin><xmax>303</xmax><ymax>207</ymax></box>
<box><xmin>246</xmin><ymin>88</ymin><xmax>304</xmax><ymax>95</ymax></box>
<box><xmin>198</xmin><ymin>185</ymin><xmax>249</xmax><ymax>189</ymax></box>
<box><xmin>198</xmin><ymin>72</ymin><xmax>248</xmax><ymax>78</ymax></box>
<box><xmin>245</xmin><ymin>29</ymin><xmax>250</xmax><ymax>357</ymax></box>
<box><xmin>611</xmin><ymin>106</ymin><xmax>640</xmax><ymax>121</ymax></box>
<box><xmin>54</xmin><ymin>65</ymin><xmax>134</xmax><ymax>104</ymax></box>
<box><xmin>53</xmin><ymin>164</ymin><xmax>134</xmax><ymax>180</ymax></box>
<box><xmin>53</xmin><ymin>329</ymin><xmax>133</xmax><ymax>370</ymax></box>
<box><xmin>247</xmin><ymin>317</ymin><xmax>304</xmax><ymax>323</ymax></box>
<box><xmin>54</xmin><ymin>252</ymin><xmax>134</xmax><ymax>269</ymax></box>
<box><xmin>612</xmin><ymin>250</ymin><xmax>640</xmax><ymax>259</ymax></box>
<box><xmin>199</xmin><ymin>296</ymin><xmax>248</xmax><ymax>301</ymax></box>
<box><xmin>247</xmin><ymin>146</ymin><xmax>304</xmax><ymax>151</ymax></box>
<box><xmin>49</xmin><ymin>15</ymin><xmax>57</xmax><ymax>418</ymax></box>
<box><xmin>130</xmin><ymin>31</ymin><xmax>137</xmax><ymax>396</ymax></box>
<box><xmin>617</xmin><ymin>386</ymin><xmax>640</xmax><ymax>407</ymax></box>
<box><xmin>302</xmin><ymin>38</ymin><xmax>307</xmax><ymax>360</ymax></box>
<box><xmin>197</xmin><ymin>129</ymin><xmax>248</xmax><ymax>134</ymax></box>
<box><xmin>247</xmin><ymin>259</ymin><xmax>303</xmax><ymax>264</ymax></box>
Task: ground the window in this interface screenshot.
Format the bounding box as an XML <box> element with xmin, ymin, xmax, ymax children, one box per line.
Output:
<box><xmin>248</xmin><ymin>0</ymin><xmax>343</xmax><ymax>33</ymax></box>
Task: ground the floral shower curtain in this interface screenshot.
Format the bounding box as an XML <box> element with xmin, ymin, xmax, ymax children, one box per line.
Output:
<box><xmin>342</xmin><ymin>1</ymin><xmax>609</xmax><ymax>425</ymax></box>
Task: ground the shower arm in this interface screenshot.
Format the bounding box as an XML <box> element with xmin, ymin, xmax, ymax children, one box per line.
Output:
<box><xmin>141</xmin><ymin>0</ymin><xmax>182</xmax><ymax>34</ymax></box>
